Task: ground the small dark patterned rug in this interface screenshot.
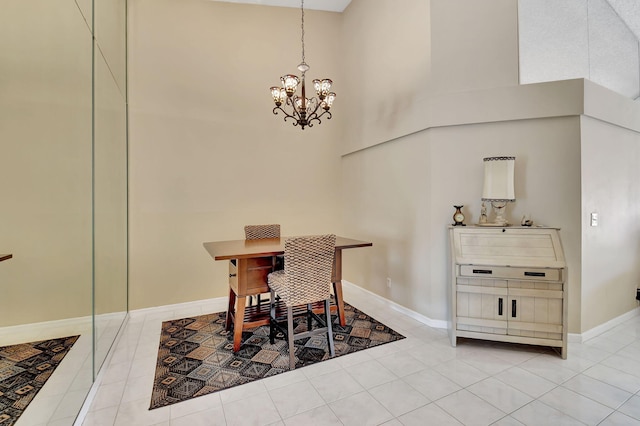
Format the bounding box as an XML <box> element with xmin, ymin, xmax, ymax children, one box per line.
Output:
<box><xmin>150</xmin><ymin>302</ymin><xmax>404</xmax><ymax>409</ymax></box>
<box><xmin>0</xmin><ymin>335</ymin><xmax>80</xmax><ymax>426</ymax></box>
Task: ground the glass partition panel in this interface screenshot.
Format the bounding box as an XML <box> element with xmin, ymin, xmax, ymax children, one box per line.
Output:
<box><xmin>93</xmin><ymin>43</ymin><xmax>128</xmax><ymax>376</ymax></box>
<box><xmin>0</xmin><ymin>0</ymin><xmax>128</xmax><ymax>422</ymax></box>
<box><xmin>0</xmin><ymin>0</ymin><xmax>94</xmax><ymax>423</ymax></box>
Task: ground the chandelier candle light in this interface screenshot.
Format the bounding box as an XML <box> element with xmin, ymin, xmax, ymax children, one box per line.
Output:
<box><xmin>270</xmin><ymin>0</ymin><xmax>336</xmax><ymax>130</ymax></box>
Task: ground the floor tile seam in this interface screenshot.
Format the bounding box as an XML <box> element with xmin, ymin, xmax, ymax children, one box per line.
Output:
<box><xmin>569</xmin><ymin>370</ymin><xmax>639</xmax><ymax>406</ymax></box>
<box><xmin>516</xmin><ymin>362</ymin><xmax>581</xmax><ymax>387</ymax></box>
<box><xmin>398</xmin><ymin>372</ymin><xmax>457</xmax><ymax>403</ymax></box>
<box><xmin>306</xmin><ymin>367</ymin><xmax>354</xmax><ymax>405</ymax></box>
<box><xmin>86</xmin><ymin>385</ymin><xmax>124</xmax><ymax>414</ymax></box>
<box><xmin>430</xmin><ymin>390</ymin><xmax>506</xmax><ymax>425</ymax></box>
<box><xmin>260</xmin><ymin>383</ymin><xmax>286</xmax><ymax>424</ymax></box>
<box><xmin>364</xmin><ymin>382</ymin><xmax>431</xmax><ymax>418</ymax></box>
<box><xmin>535</xmin><ymin>384</ymin><xmax>616</xmax><ymax>424</ymax></box>
<box><xmin>336</xmin><ymin>389</ymin><xmax>394</xmax><ymax>423</ymax></box>
<box><xmin>342</xmin><ymin>361</ymin><xmax>399</xmax><ymax>391</ymax></box>
<box><xmin>558</xmin><ymin>380</ymin><xmax>637</xmax><ymax>412</ymax></box>
<box><xmin>461</xmin><ymin>376</ymin><xmax>533</xmax><ymax>416</ymax></box>
<box><xmin>608</xmin><ymin>345</ymin><xmax>640</xmax><ymax>366</ymax></box>
<box><xmin>588</xmin><ymin>354</ymin><xmax>640</xmax><ymax>384</ymax></box>
<box><xmin>598</xmin><ymin>410</ymin><xmax>636</xmax><ymax>425</ymax></box>
<box><xmin>511</xmin><ymin>396</ymin><xmax>589</xmax><ymax>425</ymax></box>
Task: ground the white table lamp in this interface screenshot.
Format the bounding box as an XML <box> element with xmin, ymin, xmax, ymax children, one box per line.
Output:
<box><xmin>481</xmin><ymin>156</ymin><xmax>515</xmax><ymax>226</ymax></box>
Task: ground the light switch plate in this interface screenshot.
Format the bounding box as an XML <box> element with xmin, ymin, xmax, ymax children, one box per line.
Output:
<box><xmin>591</xmin><ymin>212</ymin><xmax>598</xmax><ymax>227</ymax></box>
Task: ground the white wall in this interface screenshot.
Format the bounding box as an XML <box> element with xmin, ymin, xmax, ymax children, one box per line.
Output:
<box><xmin>127</xmin><ymin>0</ymin><xmax>344</xmax><ymax>309</ymax></box>
<box><xmin>519</xmin><ymin>0</ymin><xmax>640</xmax><ymax>99</ymax></box>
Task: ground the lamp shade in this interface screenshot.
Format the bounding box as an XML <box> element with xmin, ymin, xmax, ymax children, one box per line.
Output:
<box><xmin>481</xmin><ymin>156</ymin><xmax>515</xmax><ymax>201</ymax></box>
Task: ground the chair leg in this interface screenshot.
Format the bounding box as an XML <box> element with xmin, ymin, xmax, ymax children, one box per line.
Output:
<box><xmin>287</xmin><ymin>306</ymin><xmax>295</xmax><ymax>369</ymax></box>
<box><xmin>325</xmin><ymin>298</ymin><xmax>335</xmax><ymax>357</ymax></box>
<box><xmin>307</xmin><ymin>303</ymin><xmax>312</xmax><ymax>331</ymax></box>
<box><xmin>269</xmin><ymin>289</ymin><xmax>277</xmax><ymax>344</ymax></box>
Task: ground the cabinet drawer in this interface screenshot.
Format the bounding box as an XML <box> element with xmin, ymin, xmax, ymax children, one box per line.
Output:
<box><xmin>460</xmin><ymin>265</ymin><xmax>561</xmax><ymax>281</ymax></box>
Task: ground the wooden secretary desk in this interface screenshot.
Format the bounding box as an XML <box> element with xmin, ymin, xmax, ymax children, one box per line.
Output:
<box><xmin>449</xmin><ymin>226</ymin><xmax>568</xmax><ymax>358</ymax></box>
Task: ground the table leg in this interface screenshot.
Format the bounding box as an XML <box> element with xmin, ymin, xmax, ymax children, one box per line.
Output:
<box><xmin>333</xmin><ymin>281</ymin><xmax>346</xmax><ymax>326</ymax></box>
<box><xmin>332</xmin><ymin>249</ymin><xmax>346</xmax><ymax>326</ymax></box>
<box><xmin>233</xmin><ymin>295</ymin><xmax>247</xmax><ymax>352</ymax></box>
<box><xmin>225</xmin><ymin>288</ymin><xmax>236</xmax><ymax>331</ymax></box>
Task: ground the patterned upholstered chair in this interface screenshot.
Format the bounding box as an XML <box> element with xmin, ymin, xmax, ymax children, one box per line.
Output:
<box><xmin>268</xmin><ymin>234</ymin><xmax>336</xmax><ymax>369</ymax></box>
<box><xmin>244</xmin><ymin>224</ymin><xmax>282</xmax><ymax>306</ymax></box>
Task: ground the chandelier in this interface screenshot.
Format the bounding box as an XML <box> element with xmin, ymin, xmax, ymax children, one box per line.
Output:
<box><xmin>269</xmin><ymin>0</ymin><xmax>336</xmax><ymax>130</ymax></box>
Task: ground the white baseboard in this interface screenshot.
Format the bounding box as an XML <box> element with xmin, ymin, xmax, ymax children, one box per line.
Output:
<box><xmin>128</xmin><ymin>296</ymin><xmax>228</xmax><ymax>318</ymax></box>
<box><xmin>341</xmin><ymin>280</ymin><xmax>448</xmax><ymax>329</ymax></box>
<box><xmin>569</xmin><ymin>306</ymin><xmax>640</xmax><ymax>343</ymax></box>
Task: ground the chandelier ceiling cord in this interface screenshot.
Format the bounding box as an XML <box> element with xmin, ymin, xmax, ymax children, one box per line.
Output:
<box><xmin>269</xmin><ymin>0</ymin><xmax>336</xmax><ymax>130</ymax></box>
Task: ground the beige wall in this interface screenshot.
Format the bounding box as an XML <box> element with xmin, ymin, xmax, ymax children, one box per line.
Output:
<box><xmin>431</xmin><ymin>0</ymin><xmax>519</xmax><ymax>94</ymax></box>
<box><xmin>1</xmin><ymin>0</ymin><xmax>127</xmax><ymax>337</ymax></box>
<box><xmin>0</xmin><ymin>0</ymin><xmax>93</xmax><ymax>326</ymax></box>
<box><xmin>341</xmin><ymin>113</ymin><xmax>583</xmax><ymax>331</ymax></box>
<box><xmin>127</xmin><ymin>0</ymin><xmax>343</xmax><ymax>309</ymax></box>
<box><xmin>581</xmin><ymin>115</ymin><xmax>640</xmax><ymax>331</ymax></box>
<box><xmin>127</xmin><ymin>0</ymin><xmax>640</xmax><ymax>336</ymax></box>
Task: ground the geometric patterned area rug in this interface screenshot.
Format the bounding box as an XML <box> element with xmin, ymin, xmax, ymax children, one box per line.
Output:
<box><xmin>0</xmin><ymin>335</ymin><xmax>80</xmax><ymax>426</ymax></box>
<box><xmin>150</xmin><ymin>302</ymin><xmax>404</xmax><ymax>409</ymax></box>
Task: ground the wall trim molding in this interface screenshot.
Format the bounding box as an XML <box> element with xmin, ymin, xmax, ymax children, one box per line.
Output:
<box><xmin>342</xmin><ymin>280</ymin><xmax>449</xmax><ymax>329</ymax></box>
<box><xmin>568</xmin><ymin>306</ymin><xmax>640</xmax><ymax>343</ymax></box>
<box><xmin>342</xmin><ymin>78</ymin><xmax>640</xmax><ymax>157</ymax></box>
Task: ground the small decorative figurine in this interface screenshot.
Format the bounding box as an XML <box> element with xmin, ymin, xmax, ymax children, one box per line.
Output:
<box><xmin>479</xmin><ymin>202</ymin><xmax>488</xmax><ymax>224</ymax></box>
<box><xmin>521</xmin><ymin>215</ymin><xmax>533</xmax><ymax>226</ymax></box>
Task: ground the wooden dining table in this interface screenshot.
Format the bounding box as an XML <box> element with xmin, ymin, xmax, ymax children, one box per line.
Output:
<box><xmin>203</xmin><ymin>236</ymin><xmax>372</xmax><ymax>352</ymax></box>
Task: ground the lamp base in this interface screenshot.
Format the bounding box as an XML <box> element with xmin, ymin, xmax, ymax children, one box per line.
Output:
<box><xmin>477</xmin><ymin>201</ymin><xmax>510</xmax><ymax>227</ymax></box>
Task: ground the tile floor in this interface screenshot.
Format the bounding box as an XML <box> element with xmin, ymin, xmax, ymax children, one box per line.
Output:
<box><xmin>1</xmin><ymin>312</ymin><xmax>125</xmax><ymax>426</ymax></box>
<box><xmin>74</xmin><ymin>287</ymin><xmax>640</xmax><ymax>426</ymax></box>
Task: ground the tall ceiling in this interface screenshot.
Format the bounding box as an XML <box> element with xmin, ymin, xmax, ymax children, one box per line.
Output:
<box><xmin>210</xmin><ymin>0</ymin><xmax>640</xmax><ymax>42</ymax></box>
<box><xmin>209</xmin><ymin>0</ymin><xmax>351</xmax><ymax>12</ymax></box>
<box><xmin>607</xmin><ymin>0</ymin><xmax>640</xmax><ymax>41</ymax></box>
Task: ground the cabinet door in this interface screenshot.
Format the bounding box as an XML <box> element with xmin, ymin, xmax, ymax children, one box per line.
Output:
<box><xmin>456</xmin><ymin>277</ymin><xmax>508</xmax><ymax>335</ymax></box>
<box><xmin>507</xmin><ymin>281</ymin><xmax>563</xmax><ymax>340</ymax></box>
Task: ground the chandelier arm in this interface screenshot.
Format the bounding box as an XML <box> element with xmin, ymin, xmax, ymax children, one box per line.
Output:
<box><xmin>273</xmin><ymin>106</ymin><xmax>304</xmax><ymax>127</ymax></box>
<box><xmin>285</xmin><ymin>95</ymin><xmax>302</xmax><ymax>116</ymax></box>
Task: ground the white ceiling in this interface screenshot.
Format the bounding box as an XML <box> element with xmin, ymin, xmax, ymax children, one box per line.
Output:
<box><xmin>607</xmin><ymin>0</ymin><xmax>640</xmax><ymax>41</ymax></box>
<box><xmin>209</xmin><ymin>0</ymin><xmax>352</xmax><ymax>12</ymax></box>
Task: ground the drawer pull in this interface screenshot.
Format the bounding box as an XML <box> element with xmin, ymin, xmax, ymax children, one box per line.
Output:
<box><xmin>472</xmin><ymin>269</ymin><xmax>493</xmax><ymax>274</ymax></box>
<box><xmin>229</xmin><ymin>273</ymin><xmax>237</xmax><ymax>278</ymax></box>
<box><xmin>512</xmin><ymin>300</ymin><xmax>517</xmax><ymax>317</ymax></box>
<box><xmin>524</xmin><ymin>271</ymin><xmax>545</xmax><ymax>277</ymax></box>
<box><xmin>498</xmin><ymin>298</ymin><xmax>503</xmax><ymax>316</ymax></box>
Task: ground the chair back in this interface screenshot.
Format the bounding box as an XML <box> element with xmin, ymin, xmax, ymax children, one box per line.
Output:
<box><xmin>244</xmin><ymin>224</ymin><xmax>281</xmax><ymax>240</ymax></box>
<box><xmin>283</xmin><ymin>234</ymin><xmax>336</xmax><ymax>306</ymax></box>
